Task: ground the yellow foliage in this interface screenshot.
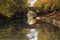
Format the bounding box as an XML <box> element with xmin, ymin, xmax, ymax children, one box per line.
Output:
<box><xmin>34</xmin><ymin>0</ymin><xmax>51</xmax><ymax>7</ymax></box>
<box><xmin>0</xmin><ymin>0</ymin><xmax>27</xmax><ymax>17</ymax></box>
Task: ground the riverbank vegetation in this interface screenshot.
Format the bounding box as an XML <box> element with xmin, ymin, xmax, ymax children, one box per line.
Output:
<box><xmin>0</xmin><ymin>0</ymin><xmax>60</xmax><ymax>17</ymax></box>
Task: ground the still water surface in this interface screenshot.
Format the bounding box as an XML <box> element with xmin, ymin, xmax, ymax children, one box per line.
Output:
<box><xmin>0</xmin><ymin>21</ymin><xmax>60</xmax><ymax>40</ymax></box>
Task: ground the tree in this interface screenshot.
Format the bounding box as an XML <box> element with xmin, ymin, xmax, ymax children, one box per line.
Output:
<box><xmin>34</xmin><ymin>0</ymin><xmax>60</xmax><ymax>13</ymax></box>
<box><xmin>54</xmin><ymin>0</ymin><xmax>60</xmax><ymax>11</ymax></box>
<box><xmin>34</xmin><ymin>0</ymin><xmax>52</xmax><ymax>12</ymax></box>
<box><xmin>0</xmin><ymin>0</ymin><xmax>27</xmax><ymax>17</ymax></box>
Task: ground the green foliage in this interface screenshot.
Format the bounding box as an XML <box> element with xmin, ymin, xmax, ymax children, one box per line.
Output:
<box><xmin>54</xmin><ymin>0</ymin><xmax>60</xmax><ymax>10</ymax></box>
<box><xmin>0</xmin><ymin>0</ymin><xmax>27</xmax><ymax>17</ymax></box>
<box><xmin>34</xmin><ymin>0</ymin><xmax>60</xmax><ymax>12</ymax></box>
<box><xmin>0</xmin><ymin>0</ymin><xmax>60</xmax><ymax>17</ymax></box>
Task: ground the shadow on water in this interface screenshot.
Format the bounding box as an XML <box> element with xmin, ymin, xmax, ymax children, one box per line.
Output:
<box><xmin>0</xmin><ymin>15</ymin><xmax>60</xmax><ymax>40</ymax></box>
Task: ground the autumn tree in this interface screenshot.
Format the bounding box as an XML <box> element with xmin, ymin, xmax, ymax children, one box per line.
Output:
<box><xmin>0</xmin><ymin>0</ymin><xmax>27</xmax><ymax>17</ymax></box>
<box><xmin>34</xmin><ymin>0</ymin><xmax>60</xmax><ymax>13</ymax></box>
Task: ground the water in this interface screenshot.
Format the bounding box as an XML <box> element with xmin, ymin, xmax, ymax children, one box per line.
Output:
<box><xmin>0</xmin><ymin>20</ymin><xmax>60</xmax><ymax>40</ymax></box>
<box><xmin>27</xmin><ymin>29</ymin><xmax>38</xmax><ymax>40</ymax></box>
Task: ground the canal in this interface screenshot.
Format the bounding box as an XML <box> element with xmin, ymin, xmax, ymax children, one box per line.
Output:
<box><xmin>0</xmin><ymin>20</ymin><xmax>60</xmax><ymax>40</ymax></box>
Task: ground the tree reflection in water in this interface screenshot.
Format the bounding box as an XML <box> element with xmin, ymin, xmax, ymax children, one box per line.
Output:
<box><xmin>0</xmin><ymin>21</ymin><xmax>60</xmax><ymax>40</ymax></box>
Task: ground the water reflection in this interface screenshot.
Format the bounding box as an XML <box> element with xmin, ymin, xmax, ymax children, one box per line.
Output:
<box><xmin>0</xmin><ymin>21</ymin><xmax>60</xmax><ymax>40</ymax></box>
<box><xmin>27</xmin><ymin>29</ymin><xmax>38</xmax><ymax>40</ymax></box>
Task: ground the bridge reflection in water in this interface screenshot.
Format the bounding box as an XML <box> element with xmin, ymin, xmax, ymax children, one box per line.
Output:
<box><xmin>0</xmin><ymin>20</ymin><xmax>60</xmax><ymax>40</ymax></box>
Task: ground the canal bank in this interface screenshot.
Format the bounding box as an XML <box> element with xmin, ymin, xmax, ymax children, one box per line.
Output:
<box><xmin>36</xmin><ymin>16</ymin><xmax>60</xmax><ymax>28</ymax></box>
